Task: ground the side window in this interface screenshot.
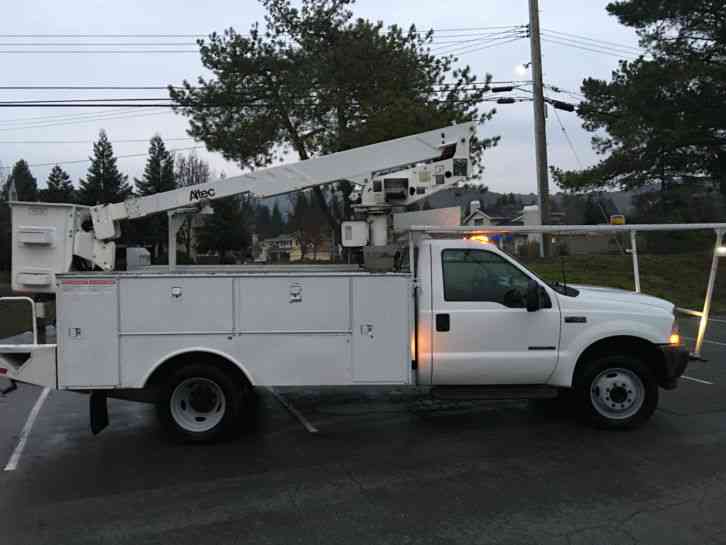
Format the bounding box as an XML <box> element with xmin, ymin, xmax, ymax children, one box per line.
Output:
<box><xmin>442</xmin><ymin>249</ymin><xmax>532</xmax><ymax>307</ymax></box>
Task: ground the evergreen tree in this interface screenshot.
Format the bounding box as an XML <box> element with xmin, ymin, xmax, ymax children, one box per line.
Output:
<box><xmin>288</xmin><ymin>192</ymin><xmax>327</xmax><ymax>260</ymax></box>
<box><xmin>270</xmin><ymin>202</ymin><xmax>285</xmax><ymax>237</ymax></box>
<box><xmin>78</xmin><ymin>130</ymin><xmax>132</xmax><ymax>205</ymax></box>
<box><xmin>2</xmin><ymin>159</ymin><xmax>38</xmax><ymax>201</ymax></box>
<box><xmin>41</xmin><ymin>165</ymin><xmax>75</xmax><ymax>203</ymax></box>
<box><xmin>255</xmin><ymin>203</ymin><xmax>272</xmax><ymax>239</ymax></box>
<box><xmin>583</xmin><ymin>195</ymin><xmax>602</xmax><ymax>225</ymax></box>
<box><xmin>195</xmin><ymin>195</ymin><xmax>253</xmax><ymax>263</ymax></box>
<box><xmin>134</xmin><ymin>135</ymin><xmax>177</xmax><ymax>262</ymax></box>
<box><xmin>170</xmin><ymin>0</ymin><xmax>500</xmax><ymax>248</ymax></box>
<box><xmin>135</xmin><ymin>135</ymin><xmax>176</xmax><ymax>196</ymax></box>
<box><xmin>553</xmin><ymin>0</ymin><xmax>726</xmax><ymax>195</ymax></box>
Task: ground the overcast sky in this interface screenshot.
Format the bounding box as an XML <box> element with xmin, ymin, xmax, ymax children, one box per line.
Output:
<box><xmin>0</xmin><ymin>0</ymin><xmax>641</xmax><ymax>195</ymax></box>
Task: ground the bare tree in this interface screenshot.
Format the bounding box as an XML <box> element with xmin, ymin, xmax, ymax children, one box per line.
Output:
<box><xmin>174</xmin><ymin>152</ymin><xmax>212</xmax><ymax>258</ymax></box>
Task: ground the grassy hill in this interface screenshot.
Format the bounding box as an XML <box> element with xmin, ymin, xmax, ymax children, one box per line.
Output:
<box><xmin>525</xmin><ymin>253</ymin><xmax>726</xmax><ymax>314</ymax></box>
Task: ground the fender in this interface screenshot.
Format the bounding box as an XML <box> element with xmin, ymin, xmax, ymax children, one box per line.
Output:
<box><xmin>140</xmin><ymin>347</ymin><xmax>256</xmax><ymax>388</ymax></box>
<box><xmin>548</xmin><ymin>317</ymin><xmax>667</xmax><ymax>388</ymax></box>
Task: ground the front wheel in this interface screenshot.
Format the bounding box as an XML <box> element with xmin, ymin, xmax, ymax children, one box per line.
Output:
<box><xmin>575</xmin><ymin>355</ymin><xmax>658</xmax><ymax>429</ymax></box>
<box><xmin>157</xmin><ymin>363</ymin><xmax>254</xmax><ymax>443</ymax></box>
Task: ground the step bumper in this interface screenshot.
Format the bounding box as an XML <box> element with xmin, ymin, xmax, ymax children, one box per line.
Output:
<box><xmin>0</xmin><ymin>344</ymin><xmax>57</xmax><ymax>389</ymax></box>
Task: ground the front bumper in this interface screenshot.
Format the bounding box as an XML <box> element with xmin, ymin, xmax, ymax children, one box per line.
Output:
<box><xmin>659</xmin><ymin>344</ymin><xmax>691</xmax><ymax>390</ymax></box>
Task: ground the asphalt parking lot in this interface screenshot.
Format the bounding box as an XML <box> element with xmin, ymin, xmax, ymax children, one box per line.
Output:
<box><xmin>2</xmin><ymin>317</ymin><xmax>726</xmax><ymax>545</ymax></box>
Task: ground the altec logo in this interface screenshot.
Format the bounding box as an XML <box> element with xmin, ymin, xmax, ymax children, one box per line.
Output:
<box><xmin>189</xmin><ymin>188</ymin><xmax>216</xmax><ymax>201</ymax></box>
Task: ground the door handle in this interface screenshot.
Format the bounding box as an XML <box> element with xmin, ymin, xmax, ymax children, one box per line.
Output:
<box><xmin>436</xmin><ymin>313</ymin><xmax>450</xmax><ymax>332</ymax></box>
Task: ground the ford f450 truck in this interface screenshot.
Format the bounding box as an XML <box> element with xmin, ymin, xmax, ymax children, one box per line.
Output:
<box><xmin>0</xmin><ymin>123</ymin><xmax>691</xmax><ymax>442</ymax></box>
<box><xmin>0</xmin><ymin>235</ymin><xmax>688</xmax><ymax>442</ymax></box>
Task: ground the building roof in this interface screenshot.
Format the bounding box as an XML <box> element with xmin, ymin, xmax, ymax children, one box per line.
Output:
<box><xmin>462</xmin><ymin>209</ymin><xmax>494</xmax><ymax>225</ymax></box>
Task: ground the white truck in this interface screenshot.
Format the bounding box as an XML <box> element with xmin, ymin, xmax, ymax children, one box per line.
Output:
<box><xmin>0</xmin><ymin>123</ymin><xmax>690</xmax><ymax>442</ymax></box>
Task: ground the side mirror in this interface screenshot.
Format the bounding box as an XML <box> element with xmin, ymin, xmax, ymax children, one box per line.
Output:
<box><xmin>526</xmin><ymin>280</ymin><xmax>541</xmax><ymax>312</ymax></box>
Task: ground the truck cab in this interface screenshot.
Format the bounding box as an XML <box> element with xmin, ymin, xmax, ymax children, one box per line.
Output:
<box><xmin>417</xmin><ymin>238</ymin><xmax>689</xmax><ymax>428</ymax></box>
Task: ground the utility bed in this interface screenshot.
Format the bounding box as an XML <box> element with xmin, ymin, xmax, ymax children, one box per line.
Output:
<box><xmin>18</xmin><ymin>270</ymin><xmax>412</xmax><ymax>390</ymax></box>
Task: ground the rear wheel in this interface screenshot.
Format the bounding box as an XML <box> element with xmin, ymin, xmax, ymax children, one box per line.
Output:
<box><xmin>157</xmin><ymin>362</ymin><xmax>254</xmax><ymax>443</ymax></box>
<box><xmin>575</xmin><ymin>355</ymin><xmax>658</xmax><ymax>429</ymax></box>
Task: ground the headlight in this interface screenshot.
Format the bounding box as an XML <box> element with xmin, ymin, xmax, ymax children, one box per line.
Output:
<box><xmin>669</xmin><ymin>320</ymin><xmax>681</xmax><ymax>346</ymax></box>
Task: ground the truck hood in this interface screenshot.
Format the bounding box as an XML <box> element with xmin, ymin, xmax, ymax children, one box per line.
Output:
<box><xmin>567</xmin><ymin>284</ymin><xmax>675</xmax><ymax>313</ymax></box>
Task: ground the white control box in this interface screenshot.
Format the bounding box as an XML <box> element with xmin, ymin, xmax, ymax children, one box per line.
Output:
<box><xmin>341</xmin><ymin>221</ymin><xmax>369</xmax><ymax>247</ymax></box>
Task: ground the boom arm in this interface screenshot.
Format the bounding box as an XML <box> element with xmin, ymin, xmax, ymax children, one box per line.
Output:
<box><xmin>91</xmin><ymin>123</ymin><xmax>476</xmax><ymax>241</ymax></box>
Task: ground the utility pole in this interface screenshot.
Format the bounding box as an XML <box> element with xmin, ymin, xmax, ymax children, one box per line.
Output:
<box><xmin>528</xmin><ymin>0</ymin><xmax>551</xmax><ymax>257</ymax></box>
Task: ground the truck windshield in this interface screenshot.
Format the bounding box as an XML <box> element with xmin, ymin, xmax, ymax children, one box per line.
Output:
<box><xmin>496</xmin><ymin>247</ymin><xmax>580</xmax><ymax>297</ymax></box>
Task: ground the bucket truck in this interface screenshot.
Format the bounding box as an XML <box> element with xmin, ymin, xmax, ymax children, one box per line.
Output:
<box><xmin>0</xmin><ymin>122</ymin><xmax>691</xmax><ymax>442</ymax></box>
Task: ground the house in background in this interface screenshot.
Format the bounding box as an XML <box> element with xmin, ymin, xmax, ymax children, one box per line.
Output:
<box><xmin>261</xmin><ymin>234</ymin><xmax>298</xmax><ymax>262</ymax></box>
<box><xmin>258</xmin><ymin>234</ymin><xmax>334</xmax><ymax>263</ymax></box>
<box><xmin>461</xmin><ymin>200</ymin><xmax>509</xmax><ymax>227</ymax></box>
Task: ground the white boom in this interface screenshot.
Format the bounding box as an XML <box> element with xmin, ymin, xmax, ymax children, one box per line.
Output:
<box><xmin>9</xmin><ymin>122</ymin><xmax>476</xmax><ymax>291</ymax></box>
<box><xmin>90</xmin><ymin>123</ymin><xmax>476</xmax><ymax>241</ymax></box>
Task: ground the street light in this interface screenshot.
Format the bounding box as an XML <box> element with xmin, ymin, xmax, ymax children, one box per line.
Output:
<box><xmin>514</xmin><ymin>62</ymin><xmax>532</xmax><ymax>77</ymax></box>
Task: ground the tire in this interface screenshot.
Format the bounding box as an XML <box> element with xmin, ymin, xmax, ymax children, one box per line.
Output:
<box><xmin>574</xmin><ymin>354</ymin><xmax>658</xmax><ymax>430</ymax></box>
<box><xmin>156</xmin><ymin>362</ymin><xmax>255</xmax><ymax>443</ymax></box>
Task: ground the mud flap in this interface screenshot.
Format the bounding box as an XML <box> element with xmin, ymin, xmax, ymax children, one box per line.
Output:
<box><xmin>90</xmin><ymin>391</ymin><xmax>109</xmax><ymax>435</ymax></box>
<box><xmin>0</xmin><ymin>379</ymin><xmax>18</xmax><ymax>396</ymax></box>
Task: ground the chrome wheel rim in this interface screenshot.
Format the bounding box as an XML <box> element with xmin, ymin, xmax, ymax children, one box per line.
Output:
<box><xmin>590</xmin><ymin>367</ymin><xmax>644</xmax><ymax>420</ymax></box>
<box><xmin>170</xmin><ymin>377</ymin><xmax>226</xmax><ymax>433</ymax></box>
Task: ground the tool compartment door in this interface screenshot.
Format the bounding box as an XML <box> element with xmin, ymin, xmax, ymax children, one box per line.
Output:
<box><xmin>57</xmin><ymin>278</ymin><xmax>119</xmax><ymax>388</ymax></box>
<box><xmin>352</xmin><ymin>276</ymin><xmax>410</xmax><ymax>383</ymax></box>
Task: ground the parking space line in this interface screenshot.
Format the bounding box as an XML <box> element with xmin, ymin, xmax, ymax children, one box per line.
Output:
<box><xmin>4</xmin><ymin>387</ymin><xmax>50</xmax><ymax>472</ymax></box>
<box><xmin>682</xmin><ymin>375</ymin><xmax>714</xmax><ymax>385</ymax></box>
<box><xmin>266</xmin><ymin>387</ymin><xmax>319</xmax><ymax>434</ymax></box>
<box><xmin>683</xmin><ymin>336</ymin><xmax>726</xmax><ymax>348</ymax></box>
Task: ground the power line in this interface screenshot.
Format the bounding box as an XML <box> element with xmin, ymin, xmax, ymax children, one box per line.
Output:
<box><xmin>0</xmin><ymin>26</ymin><xmax>522</xmax><ymax>39</ymax></box>
<box><xmin>0</xmin><ymin>106</ymin><xmax>133</xmax><ymax>124</ymax></box>
<box><xmin>0</xmin><ymin>103</ymin><xmax>180</xmax><ymax>107</ymax></box>
<box><xmin>0</xmin><ymin>110</ymin><xmax>173</xmax><ymax>131</ymax></box>
<box><xmin>446</xmin><ymin>36</ymin><xmax>526</xmax><ymax>57</ymax></box>
<box><xmin>429</xmin><ymin>31</ymin><xmax>523</xmax><ymax>46</ymax></box>
<box><xmin>0</xmin><ymin>50</ymin><xmax>199</xmax><ymax>54</ymax></box>
<box><xmin>544</xmin><ymin>83</ymin><xmax>586</xmax><ymax>101</ymax></box>
<box><xmin>0</xmin><ymin>34</ymin><xmax>207</xmax><ymax>38</ymax></box>
<box><xmin>0</xmin><ymin>137</ymin><xmax>195</xmax><ymax>144</ymax></box>
<box><xmin>0</xmin><ymin>81</ymin><xmax>527</xmax><ymax>90</ymax></box>
<box><xmin>0</xmin><ymin>83</ymin><xmax>523</xmax><ymax>109</ymax></box>
<box><xmin>429</xmin><ymin>29</ymin><xmax>525</xmax><ymax>52</ymax></box>
<box><xmin>0</xmin><ymin>98</ymin><xmax>504</xmax><ymax>108</ymax></box>
<box><xmin>541</xmin><ymin>28</ymin><xmax>642</xmax><ymax>54</ymax></box>
<box><xmin>0</xmin><ymin>84</ymin><xmax>510</xmax><ymax>105</ymax></box>
<box><xmin>0</xmin><ymin>42</ymin><xmax>197</xmax><ymax>47</ymax></box>
<box><xmin>541</xmin><ymin>32</ymin><xmax>642</xmax><ymax>56</ymax></box>
<box><xmin>23</xmin><ymin>146</ymin><xmax>205</xmax><ymax>168</ymax></box>
<box><xmin>541</xmin><ymin>37</ymin><xmax>639</xmax><ymax>59</ymax></box>
<box><xmin>0</xmin><ymin>86</ymin><xmax>175</xmax><ymax>90</ymax></box>
<box><xmin>551</xmin><ymin>107</ymin><xmax>583</xmax><ymax>168</ymax></box>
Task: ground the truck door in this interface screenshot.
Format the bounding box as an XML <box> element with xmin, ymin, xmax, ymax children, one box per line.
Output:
<box><xmin>430</xmin><ymin>245</ymin><xmax>560</xmax><ymax>385</ymax></box>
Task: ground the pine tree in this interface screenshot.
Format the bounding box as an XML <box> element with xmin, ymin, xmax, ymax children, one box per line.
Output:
<box><xmin>270</xmin><ymin>202</ymin><xmax>285</xmax><ymax>237</ymax></box>
<box><xmin>583</xmin><ymin>195</ymin><xmax>602</xmax><ymax>225</ymax></box>
<box><xmin>135</xmin><ymin>135</ymin><xmax>176</xmax><ymax>196</ymax></box>
<box><xmin>255</xmin><ymin>203</ymin><xmax>272</xmax><ymax>240</ymax></box>
<box><xmin>41</xmin><ymin>165</ymin><xmax>75</xmax><ymax>203</ymax></box>
<box><xmin>195</xmin><ymin>196</ymin><xmax>252</xmax><ymax>263</ymax></box>
<box><xmin>2</xmin><ymin>159</ymin><xmax>38</xmax><ymax>201</ymax></box>
<box><xmin>134</xmin><ymin>135</ymin><xmax>176</xmax><ymax>261</ymax></box>
<box><xmin>78</xmin><ymin>130</ymin><xmax>132</xmax><ymax>206</ymax></box>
